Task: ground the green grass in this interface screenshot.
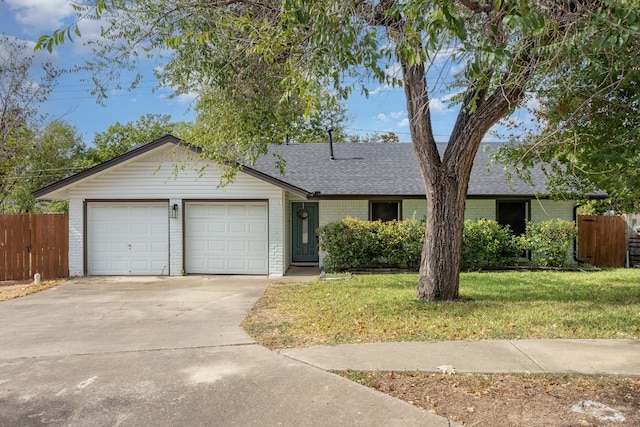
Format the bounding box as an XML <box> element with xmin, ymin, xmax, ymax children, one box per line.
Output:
<box><xmin>242</xmin><ymin>269</ymin><xmax>640</xmax><ymax>348</ymax></box>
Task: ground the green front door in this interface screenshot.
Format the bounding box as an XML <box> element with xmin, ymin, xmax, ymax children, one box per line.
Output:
<box><xmin>292</xmin><ymin>202</ymin><xmax>319</xmax><ymax>263</ymax></box>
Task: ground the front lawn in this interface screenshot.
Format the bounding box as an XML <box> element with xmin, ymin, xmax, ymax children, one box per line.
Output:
<box><xmin>242</xmin><ymin>269</ymin><xmax>640</xmax><ymax>349</ymax></box>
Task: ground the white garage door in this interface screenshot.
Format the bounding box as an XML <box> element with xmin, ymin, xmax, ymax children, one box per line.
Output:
<box><xmin>87</xmin><ymin>202</ymin><xmax>169</xmax><ymax>275</ymax></box>
<box><xmin>185</xmin><ymin>202</ymin><xmax>268</xmax><ymax>274</ymax></box>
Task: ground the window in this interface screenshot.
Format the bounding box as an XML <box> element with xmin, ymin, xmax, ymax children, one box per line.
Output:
<box><xmin>370</xmin><ymin>201</ymin><xmax>400</xmax><ymax>222</ymax></box>
<box><xmin>497</xmin><ymin>200</ymin><xmax>529</xmax><ymax>236</ymax></box>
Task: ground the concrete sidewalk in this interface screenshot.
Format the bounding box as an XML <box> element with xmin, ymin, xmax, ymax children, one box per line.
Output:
<box><xmin>280</xmin><ymin>339</ymin><xmax>640</xmax><ymax>376</ymax></box>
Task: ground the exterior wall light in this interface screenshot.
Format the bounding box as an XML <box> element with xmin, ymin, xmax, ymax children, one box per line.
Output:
<box><xmin>170</xmin><ymin>203</ymin><xmax>179</xmax><ymax>219</ymax></box>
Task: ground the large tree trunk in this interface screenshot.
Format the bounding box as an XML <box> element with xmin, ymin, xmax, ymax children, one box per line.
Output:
<box><xmin>417</xmin><ymin>168</ymin><xmax>467</xmax><ymax>300</ymax></box>
<box><xmin>402</xmin><ymin>59</ymin><xmax>526</xmax><ymax>301</ymax></box>
<box><xmin>414</xmin><ymin>129</ymin><xmax>481</xmax><ymax>301</ymax></box>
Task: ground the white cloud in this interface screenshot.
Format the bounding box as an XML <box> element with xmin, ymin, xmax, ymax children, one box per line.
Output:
<box><xmin>389</xmin><ymin>111</ymin><xmax>404</xmax><ymax>119</ymax></box>
<box><xmin>160</xmin><ymin>91</ymin><xmax>198</xmax><ymax>105</ymax></box>
<box><xmin>6</xmin><ymin>0</ymin><xmax>75</xmax><ymax>32</ymax></box>
<box><xmin>376</xmin><ymin>113</ymin><xmax>388</xmax><ymax>122</ymax></box>
<box><xmin>429</xmin><ymin>98</ymin><xmax>448</xmax><ymax>113</ymax></box>
<box><xmin>174</xmin><ymin>92</ymin><xmax>198</xmax><ymax>104</ymax></box>
<box><xmin>369</xmin><ymin>82</ymin><xmax>393</xmax><ymax>96</ymax></box>
<box><xmin>398</xmin><ymin>118</ymin><xmax>409</xmax><ymax>127</ymax></box>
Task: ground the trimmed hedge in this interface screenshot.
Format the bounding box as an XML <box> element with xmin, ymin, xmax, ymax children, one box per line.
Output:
<box><xmin>460</xmin><ymin>219</ymin><xmax>522</xmax><ymax>271</ymax></box>
<box><xmin>318</xmin><ymin>217</ymin><xmax>424</xmax><ymax>271</ymax></box>
<box><xmin>318</xmin><ymin>217</ymin><xmax>577</xmax><ymax>272</ymax></box>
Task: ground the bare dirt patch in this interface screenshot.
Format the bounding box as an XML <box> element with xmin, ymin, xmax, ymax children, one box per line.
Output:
<box><xmin>340</xmin><ymin>371</ymin><xmax>640</xmax><ymax>426</ymax></box>
<box><xmin>0</xmin><ymin>279</ymin><xmax>67</xmax><ymax>301</ymax></box>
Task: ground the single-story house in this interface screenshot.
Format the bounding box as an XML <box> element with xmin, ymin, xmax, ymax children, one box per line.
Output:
<box><xmin>34</xmin><ymin>134</ymin><xmax>591</xmax><ymax>276</ymax></box>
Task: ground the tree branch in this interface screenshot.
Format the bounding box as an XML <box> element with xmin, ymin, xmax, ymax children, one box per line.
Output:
<box><xmin>457</xmin><ymin>0</ymin><xmax>494</xmax><ymax>14</ymax></box>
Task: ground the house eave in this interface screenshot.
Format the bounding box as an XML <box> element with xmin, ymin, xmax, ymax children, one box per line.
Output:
<box><xmin>239</xmin><ymin>166</ymin><xmax>311</xmax><ymax>198</ymax></box>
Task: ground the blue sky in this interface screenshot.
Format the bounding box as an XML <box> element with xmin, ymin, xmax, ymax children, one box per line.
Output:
<box><xmin>1</xmin><ymin>1</ymin><xmax>528</xmax><ymax>146</ymax></box>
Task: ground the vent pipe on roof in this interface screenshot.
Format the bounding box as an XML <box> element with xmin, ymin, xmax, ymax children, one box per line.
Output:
<box><xmin>327</xmin><ymin>128</ymin><xmax>335</xmax><ymax>160</ymax></box>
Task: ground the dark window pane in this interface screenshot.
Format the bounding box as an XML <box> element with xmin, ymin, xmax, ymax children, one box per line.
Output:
<box><xmin>497</xmin><ymin>201</ymin><xmax>527</xmax><ymax>235</ymax></box>
<box><xmin>371</xmin><ymin>202</ymin><xmax>399</xmax><ymax>222</ymax></box>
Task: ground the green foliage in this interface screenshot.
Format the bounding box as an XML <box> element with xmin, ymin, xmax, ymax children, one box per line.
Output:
<box><xmin>318</xmin><ymin>217</ymin><xmax>425</xmax><ymax>271</ymax></box>
<box><xmin>320</xmin><ymin>217</ymin><xmax>577</xmax><ymax>272</ymax></box>
<box><xmin>2</xmin><ymin>121</ymin><xmax>87</xmax><ymax>213</ymax></box>
<box><xmin>1</xmin><ymin>35</ymin><xmax>60</xmax><ymax>210</ymax></box>
<box><xmin>461</xmin><ymin>219</ymin><xmax>522</xmax><ymax>272</ymax></box>
<box><xmin>524</xmin><ymin>219</ymin><xmax>577</xmax><ymax>267</ymax></box>
<box><xmin>349</xmin><ymin>132</ymin><xmax>401</xmax><ymax>144</ymax></box>
<box><xmin>87</xmin><ymin>114</ymin><xmax>180</xmax><ymax>164</ymax></box>
<box><xmin>494</xmin><ymin>4</ymin><xmax>640</xmax><ymax>212</ymax></box>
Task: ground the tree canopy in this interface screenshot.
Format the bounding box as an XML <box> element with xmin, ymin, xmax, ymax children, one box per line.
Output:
<box><xmin>87</xmin><ymin>113</ymin><xmax>181</xmax><ymax>164</ymax></box>
<box><xmin>495</xmin><ymin>4</ymin><xmax>640</xmax><ymax>212</ymax></box>
<box><xmin>0</xmin><ymin>35</ymin><xmax>62</xmax><ymax>211</ymax></box>
<box><xmin>37</xmin><ymin>0</ymin><xmax>640</xmax><ymax>300</ymax></box>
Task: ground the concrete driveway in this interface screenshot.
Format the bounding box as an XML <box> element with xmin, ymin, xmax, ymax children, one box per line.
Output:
<box><xmin>0</xmin><ymin>276</ymin><xmax>454</xmax><ymax>426</ymax></box>
<box><xmin>0</xmin><ymin>276</ymin><xmax>262</xmax><ymax>359</ymax></box>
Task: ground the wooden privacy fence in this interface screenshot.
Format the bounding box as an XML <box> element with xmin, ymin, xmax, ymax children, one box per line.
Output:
<box><xmin>0</xmin><ymin>214</ymin><xmax>68</xmax><ymax>281</ymax></box>
<box><xmin>577</xmin><ymin>215</ymin><xmax>626</xmax><ymax>268</ymax></box>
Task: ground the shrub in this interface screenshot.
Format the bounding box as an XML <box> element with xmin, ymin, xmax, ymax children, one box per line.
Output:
<box><xmin>396</xmin><ymin>219</ymin><xmax>425</xmax><ymax>269</ymax></box>
<box><xmin>461</xmin><ymin>219</ymin><xmax>521</xmax><ymax>271</ymax></box>
<box><xmin>317</xmin><ymin>217</ymin><xmax>378</xmax><ymax>271</ymax></box>
<box><xmin>319</xmin><ymin>216</ymin><xmax>576</xmax><ymax>272</ymax></box>
<box><xmin>318</xmin><ymin>217</ymin><xmax>425</xmax><ymax>271</ymax></box>
<box><xmin>524</xmin><ymin>219</ymin><xmax>577</xmax><ymax>267</ymax></box>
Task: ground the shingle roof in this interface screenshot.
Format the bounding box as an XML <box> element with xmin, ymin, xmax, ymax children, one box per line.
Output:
<box><xmin>249</xmin><ymin>142</ymin><xmax>550</xmax><ymax>198</ymax></box>
<box><xmin>33</xmin><ymin>135</ymin><xmax>605</xmax><ymax>200</ymax></box>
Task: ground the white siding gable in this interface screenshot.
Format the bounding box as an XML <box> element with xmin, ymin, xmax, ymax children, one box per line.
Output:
<box><xmin>68</xmin><ymin>146</ymin><xmax>281</xmax><ymax>200</ymax></box>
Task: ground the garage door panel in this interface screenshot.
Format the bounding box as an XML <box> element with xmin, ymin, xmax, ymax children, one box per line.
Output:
<box><xmin>209</xmin><ymin>223</ymin><xmax>226</xmax><ymax>233</ymax></box>
<box><xmin>88</xmin><ymin>202</ymin><xmax>169</xmax><ymax>275</ymax></box>
<box><xmin>248</xmin><ymin>259</ymin><xmax>268</xmax><ymax>270</ymax></box>
<box><xmin>186</xmin><ymin>202</ymin><xmax>268</xmax><ymax>274</ymax></box>
<box><xmin>249</xmin><ymin>223</ymin><xmax>267</xmax><ymax>233</ymax></box>
<box><xmin>227</xmin><ymin>205</ymin><xmax>245</xmax><ymax>215</ymax></box>
<box><xmin>207</xmin><ymin>259</ymin><xmax>225</xmax><ymax>270</ymax></box>
<box><xmin>189</xmin><ymin>222</ymin><xmax>207</xmax><ymax>233</ymax></box>
<box><xmin>151</xmin><ymin>241</ymin><xmax>168</xmax><ymax>251</ymax></box>
<box><xmin>110</xmin><ymin>242</ymin><xmax>129</xmax><ymax>252</ymax></box>
<box><xmin>248</xmin><ymin>205</ymin><xmax>265</xmax><ymax>216</ymax></box>
<box><xmin>226</xmin><ymin>241</ymin><xmax>246</xmax><ymax>252</ymax></box>
<box><xmin>228</xmin><ymin>222</ymin><xmax>247</xmax><ymax>233</ymax></box>
<box><xmin>249</xmin><ymin>241</ymin><xmax>267</xmax><ymax>252</ymax></box>
<box><xmin>207</xmin><ymin>205</ymin><xmax>226</xmax><ymax>215</ymax></box>
<box><xmin>131</xmin><ymin>260</ymin><xmax>150</xmax><ymax>271</ymax></box>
